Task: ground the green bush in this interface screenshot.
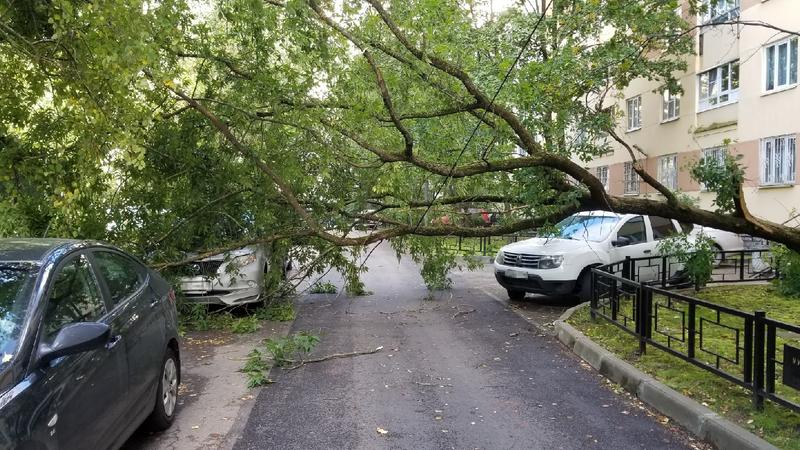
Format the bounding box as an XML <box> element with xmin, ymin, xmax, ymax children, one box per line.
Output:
<box><xmin>657</xmin><ymin>232</ymin><xmax>716</xmax><ymax>291</ymax></box>
<box><xmin>772</xmin><ymin>245</ymin><xmax>800</xmax><ymax>297</ymax></box>
<box><xmin>309</xmin><ymin>281</ymin><xmax>337</xmax><ymax>294</ymax></box>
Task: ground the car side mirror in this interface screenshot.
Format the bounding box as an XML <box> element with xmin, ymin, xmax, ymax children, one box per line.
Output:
<box><xmin>37</xmin><ymin>322</ymin><xmax>111</xmax><ymax>368</ymax></box>
<box><xmin>612</xmin><ymin>236</ymin><xmax>632</xmax><ymax>247</ymax></box>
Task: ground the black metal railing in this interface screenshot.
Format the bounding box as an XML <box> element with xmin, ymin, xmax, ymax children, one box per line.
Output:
<box><xmin>590</xmin><ymin>249</ymin><xmax>800</xmax><ymax>413</ymax></box>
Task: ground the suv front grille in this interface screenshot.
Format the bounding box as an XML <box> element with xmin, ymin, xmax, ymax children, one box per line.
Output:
<box><xmin>502</xmin><ymin>252</ymin><xmax>542</xmax><ymax>269</ymax></box>
<box><xmin>177</xmin><ymin>260</ymin><xmax>224</xmax><ymax>277</ymax></box>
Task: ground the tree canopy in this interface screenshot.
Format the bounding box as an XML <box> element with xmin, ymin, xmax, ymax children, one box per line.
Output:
<box><xmin>1</xmin><ymin>0</ymin><xmax>799</xmax><ymax>287</ymax></box>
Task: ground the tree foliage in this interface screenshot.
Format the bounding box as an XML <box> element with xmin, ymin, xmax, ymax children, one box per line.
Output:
<box><xmin>1</xmin><ymin>0</ymin><xmax>799</xmax><ymax>287</ymax></box>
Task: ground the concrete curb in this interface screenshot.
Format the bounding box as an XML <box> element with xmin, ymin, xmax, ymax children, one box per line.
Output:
<box><xmin>555</xmin><ymin>303</ymin><xmax>778</xmax><ymax>450</ymax></box>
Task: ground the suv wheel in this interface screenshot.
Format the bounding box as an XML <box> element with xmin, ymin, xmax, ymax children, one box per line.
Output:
<box><xmin>145</xmin><ymin>348</ymin><xmax>179</xmax><ymax>431</ymax></box>
<box><xmin>507</xmin><ymin>289</ymin><xmax>526</xmax><ymax>301</ymax></box>
<box><xmin>576</xmin><ymin>271</ymin><xmax>593</xmax><ymax>302</ymax></box>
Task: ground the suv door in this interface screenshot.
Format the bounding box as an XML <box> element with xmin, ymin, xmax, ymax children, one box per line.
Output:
<box><xmin>610</xmin><ymin>216</ymin><xmax>659</xmax><ymax>281</ymax></box>
<box><xmin>91</xmin><ymin>250</ymin><xmax>165</xmax><ymax>417</ymax></box>
<box><xmin>31</xmin><ymin>252</ymin><xmax>128</xmax><ymax>449</ymax></box>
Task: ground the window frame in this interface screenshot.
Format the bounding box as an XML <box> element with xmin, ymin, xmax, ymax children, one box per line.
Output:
<box><xmin>38</xmin><ymin>252</ymin><xmax>108</xmax><ymax>345</ymax></box>
<box><xmin>661</xmin><ymin>89</ymin><xmax>681</xmax><ymax>122</ymax></box>
<box><xmin>90</xmin><ymin>249</ymin><xmax>148</xmax><ymax>309</ymax></box>
<box><xmin>658</xmin><ymin>154</ymin><xmax>678</xmax><ymax>191</ymax></box>
<box><xmin>623</xmin><ymin>162</ymin><xmax>640</xmax><ymax>195</ymax></box>
<box><xmin>596</xmin><ymin>166</ymin><xmax>609</xmax><ymax>191</ymax></box>
<box><xmin>617</xmin><ymin>216</ymin><xmax>647</xmax><ymax>244</ymax></box>
<box><xmin>700</xmin><ymin>146</ymin><xmax>727</xmax><ymax>191</ymax></box>
<box><xmin>760</xmin><ymin>134</ymin><xmax>797</xmax><ymax>186</ymax></box>
<box><xmin>763</xmin><ymin>37</ymin><xmax>799</xmax><ymax>93</ymax></box>
<box><xmin>698</xmin><ymin>60</ymin><xmax>740</xmax><ymax>112</ymax></box>
<box><xmin>626</xmin><ymin>96</ymin><xmax>642</xmax><ymax>131</ymax></box>
<box><xmin>701</xmin><ymin>0</ymin><xmax>739</xmax><ymax>24</ymax></box>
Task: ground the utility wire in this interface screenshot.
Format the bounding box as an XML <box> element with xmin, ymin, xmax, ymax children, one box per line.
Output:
<box><xmin>413</xmin><ymin>1</ymin><xmax>552</xmax><ymax>231</ymax></box>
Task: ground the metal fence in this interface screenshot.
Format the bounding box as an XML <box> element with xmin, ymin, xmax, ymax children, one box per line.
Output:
<box><xmin>590</xmin><ymin>249</ymin><xmax>800</xmax><ymax>413</ymax></box>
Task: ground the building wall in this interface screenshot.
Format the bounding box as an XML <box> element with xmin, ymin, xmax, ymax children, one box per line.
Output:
<box><xmin>584</xmin><ymin>0</ymin><xmax>800</xmax><ymax>227</ymax></box>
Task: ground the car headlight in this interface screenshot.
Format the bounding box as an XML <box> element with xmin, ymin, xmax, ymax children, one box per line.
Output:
<box><xmin>231</xmin><ymin>253</ymin><xmax>257</xmax><ymax>267</ymax></box>
<box><xmin>495</xmin><ymin>250</ymin><xmax>505</xmax><ymax>264</ymax></box>
<box><xmin>538</xmin><ymin>255</ymin><xmax>563</xmax><ymax>269</ymax></box>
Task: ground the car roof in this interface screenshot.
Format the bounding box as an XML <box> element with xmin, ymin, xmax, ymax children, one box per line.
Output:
<box><xmin>0</xmin><ymin>238</ymin><xmax>85</xmax><ymax>265</ymax></box>
<box><xmin>573</xmin><ymin>210</ymin><xmax>627</xmax><ymax>219</ymax></box>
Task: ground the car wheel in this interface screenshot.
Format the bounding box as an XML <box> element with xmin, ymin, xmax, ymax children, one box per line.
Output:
<box><xmin>576</xmin><ymin>271</ymin><xmax>593</xmax><ymax>303</ymax></box>
<box><xmin>145</xmin><ymin>348</ymin><xmax>180</xmax><ymax>431</ymax></box>
<box><xmin>507</xmin><ymin>289</ymin><xmax>526</xmax><ymax>301</ymax></box>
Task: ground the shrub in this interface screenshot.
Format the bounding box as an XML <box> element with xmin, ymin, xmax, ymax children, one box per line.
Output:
<box><xmin>771</xmin><ymin>244</ymin><xmax>800</xmax><ymax>297</ymax></box>
<box><xmin>309</xmin><ymin>281</ymin><xmax>337</xmax><ymax>294</ymax></box>
<box><xmin>657</xmin><ymin>232</ymin><xmax>716</xmax><ymax>291</ymax></box>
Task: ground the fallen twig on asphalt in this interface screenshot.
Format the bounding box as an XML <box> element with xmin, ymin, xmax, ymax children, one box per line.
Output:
<box><xmin>285</xmin><ymin>346</ymin><xmax>384</xmax><ymax>370</ymax></box>
<box><xmin>452</xmin><ymin>308</ymin><xmax>476</xmax><ymax>319</ymax></box>
<box><xmin>412</xmin><ymin>381</ymin><xmax>454</xmax><ymax>387</ymax></box>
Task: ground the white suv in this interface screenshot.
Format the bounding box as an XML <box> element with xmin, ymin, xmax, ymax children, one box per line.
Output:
<box><xmin>494</xmin><ymin>211</ymin><xmax>684</xmax><ymax>301</ymax></box>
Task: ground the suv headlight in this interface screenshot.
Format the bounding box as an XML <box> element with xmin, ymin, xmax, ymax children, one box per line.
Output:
<box><xmin>495</xmin><ymin>250</ymin><xmax>505</xmax><ymax>264</ymax></box>
<box><xmin>538</xmin><ymin>255</ymin><xmax>563</xmax><ymax>269</ymax></box>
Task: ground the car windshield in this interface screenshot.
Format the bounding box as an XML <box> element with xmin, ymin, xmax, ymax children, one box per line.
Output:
<box><xmin>553</xmin><ymin>215</ymin><xmax>620</xmax><ymax>242</ymax></box>
<box><xmin>0</xmin><ymin>264</ymin><xmax>37</xmax><ymax>369</ymax></box>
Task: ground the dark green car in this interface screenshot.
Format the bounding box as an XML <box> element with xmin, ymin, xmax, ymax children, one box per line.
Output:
<box><xmin>0</xmin><ymin>239</ymin><xmax>181</xmax><ymax>449</ymax></box>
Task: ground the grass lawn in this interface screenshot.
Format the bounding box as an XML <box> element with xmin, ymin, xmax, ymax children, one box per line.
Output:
<box><xmin>442</xmin><ymin>236</ymin><xmax>503</xmax><ymax>256</ymax></box>
<box><xmin>569</xmin><ymin>283</ymin><xmax>800</xmax><ymax>449</ymax></box>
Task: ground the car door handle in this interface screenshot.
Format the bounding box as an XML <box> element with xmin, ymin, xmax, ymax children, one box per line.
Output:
<box><xmin>106</xmin><ymin>335</ymin><xmax>122</xmax><ymax>350</ymax></box>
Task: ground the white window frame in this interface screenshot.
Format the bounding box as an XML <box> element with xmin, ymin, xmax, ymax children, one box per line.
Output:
<box><xmin>596</xmin><ymin>166</ymin><xmax>609</xmax><ymax>191</ymax></box>
<box><xmin>626</xmin><ymin>96</ymin><xmax>641</xmax><ymax>131</ymax></box>
<box><xmin>702</xmin><ymin>0</ymin><xmax>739</xmax><ymax>24</ymax></box>
<box><xmin>623</xmin><ymin>162</ymin><xmax>640</xmax><ymax>195</ymax></box>
<box><xmin>662</xmin><ymin>89</ymin><xmax>680</xmax><ymax>122</ymax></box>
<box><xmin>658</xmin><ymin>154</ymin><xmax>678</xmax><ymax>191</ymax></box>
<box><xmin>760</xmin><ymin>135</ymin><xmax>796</xmax><ymax>186</ymax></box>
<box><xmin>764</xmin><ymin>37</ymin><xmax>799</xmax><ymax>93</ymax></box>
<box><xmin>701</xmin><ymin>146</ymin><xmax>727</xmax><ymax>191</ymax></box>
<box><xmin>698</xmin><ymin>61</ymin><xmax>739</xmax><ymax>112</ymax></box>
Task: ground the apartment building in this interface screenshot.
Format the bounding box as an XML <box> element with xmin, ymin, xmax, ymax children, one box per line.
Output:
<box><xmin>587</xmin><ymin>0</ymin><xmax>800</xmax><ymax>226</ymax></box>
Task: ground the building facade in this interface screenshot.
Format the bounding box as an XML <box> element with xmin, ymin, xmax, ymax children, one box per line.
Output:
<box><xmin>586</xmin><ymin>0</ymin><xmax>800</xmax><ymax>226</ymax></box>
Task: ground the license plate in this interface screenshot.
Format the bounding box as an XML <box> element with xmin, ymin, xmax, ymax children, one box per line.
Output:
<box><xmin>505</xmin><ymin>269</ymin><xmax>528</xmax><ymax>279</ymax></box>
<box><xmin>180</xmin><ymin>280</ymin><xmax>213</xmax><ymax>293</ymax></box>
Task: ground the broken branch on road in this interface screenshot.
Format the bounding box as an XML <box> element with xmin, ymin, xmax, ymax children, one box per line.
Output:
<box><xmin>286</xmin><ymin>346</ymin><xmax>384</xmax><ymax>370</ymax></box>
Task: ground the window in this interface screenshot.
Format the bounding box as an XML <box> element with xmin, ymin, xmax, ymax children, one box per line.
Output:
<box><xmin>765</xmin><ymin>37</ymin><xmax>798</xmax><ymax>92</ymax></box>
<box><xmin>698</xmin><ymin>61</ymin><xmax>739</xmax><ymax>111</ymax></box>
<box><xmin>596</xmin><ymin>166</ymin><xmax>609</xmax><ymax>190</ymax></box>
<box><xmin>662</xmin><ymin>89</ymin><xmax>680</xmax><ymax>122</ymax></box>
<box><xmin>93</xmin><ymin>251</ymin><xmax>144</xmax><ymax>306</ymax></box>
<box><xmin>623</xmin><ymin>162</ymin><xmax>640</xmax><ymax>195</ymax></box>
<box><xmin>43</xmin><ymin>255</ymin><xmax>106</xmax><ymax>341</ymax></box>
<box><xmin>626</xmin><ymin>96</ymin><xmax>641</xmax><ymax>131</ymax></box>
<box><xmin>658</xmin><ymin>155</ymin><xmax>678</xmax><ymax>191</ymax></box>
<box><xmin>702</xmin><ymin>0</ymin><xmax>739</xmax><ymax>24</ymax></box>
<box><xmin>617</xmin><ymin>216</ymin><xmax>646</xmax><ymax>244</ymax></box>
<box><xmin>761</xmin><ymin>135</ymin><xmax>796</xmax><ymax>185</ymax></box>
<box><xmin>701</xmin><ymin>147</ymin><xmax>727</xmax><ymax>190</ymax></box>
<box><xmin>650</xmin><ymin>216</ymin><xmax>678</xmax><ymax>240</ymax></box>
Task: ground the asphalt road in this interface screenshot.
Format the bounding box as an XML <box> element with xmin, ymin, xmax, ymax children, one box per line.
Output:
<box><xmin>234</xmin><ymin>243</ymin><xmax>701</xmax><ymax>450</ymax></box>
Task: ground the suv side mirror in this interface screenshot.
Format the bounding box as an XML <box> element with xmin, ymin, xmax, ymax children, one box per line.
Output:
<box><xmin>612</xmin><ymin>236</ymin><xmax>632</xmax><ymax>247</ymax></box>
<box><xmin>37</xmin><ymin>322</ymin><xmax>111</xmax><ymax>367</ymax></box>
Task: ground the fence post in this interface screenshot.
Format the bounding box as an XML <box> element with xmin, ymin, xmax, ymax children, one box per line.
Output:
<box><xmin>486</xmin><ymin>236</ymin><xmax>491</xmax><ymax>256</ymax></box>
<box><xmin>590</xmin><ymin>269</ymin><xmax>597</xmax><ymax>321</ymax></box>
<box><xmin>739</xmin><ymin>250</ymin><xmax>746</xmax><ymax>281</ymax></box>
<box><xmin>753</xmin><ymin>310</ymin><xmax>766</xmax><ymax>410</ymax></box>
<box><xmin>743</xmin><ymin>316</ymin><xmax>753</xmax><ymax>384</ymax></box>
<box><xmin>661</xmin><ymin>256</ymin><xmax>668</xmax><ymax>288</ymax></box>
<box><xmin>687</xmin><ymin>302</ymin><xmax>696</xmax><ymax>359</ymax></box>
<box><xmin>458</xmin><ymin>236</ymin><xmax>463</xmax><ymax>252</ymax></box>
<box><xmin>610</xmin><ymin>279</ymin><xmax>618</xmax><ymax>321</ymax></box>
<box><xmin>623</xmin><ymin>256</ymin><xmax>632</xmax><ymax>281</ymax></box>
<box><xmin>637</xmin><ymin>287</ymin><xmax>650</xmax><ymax>355</ymax></box>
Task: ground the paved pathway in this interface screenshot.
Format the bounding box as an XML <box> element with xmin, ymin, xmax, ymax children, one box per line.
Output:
<box><xmin>235</xmin><ymin>243</ymin><xmax>701</xmax><ymax>449</ymax></box>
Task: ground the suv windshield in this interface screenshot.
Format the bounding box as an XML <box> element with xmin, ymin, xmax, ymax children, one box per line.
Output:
<box><xmin>0</xmin><ymin>264</ymin><xmax>37</xmax><ymax>368</ymax></box>
<box><xmin>553</xmin><ymin>215</ymin><xmax>620</xmax><ymax>242</ymax></box>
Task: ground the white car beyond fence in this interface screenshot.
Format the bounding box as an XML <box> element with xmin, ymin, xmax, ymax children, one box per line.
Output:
<box><xmin>178</xmin><ymin>246</ymin><xmax>268</xmax><ymax>306</ymax></box>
